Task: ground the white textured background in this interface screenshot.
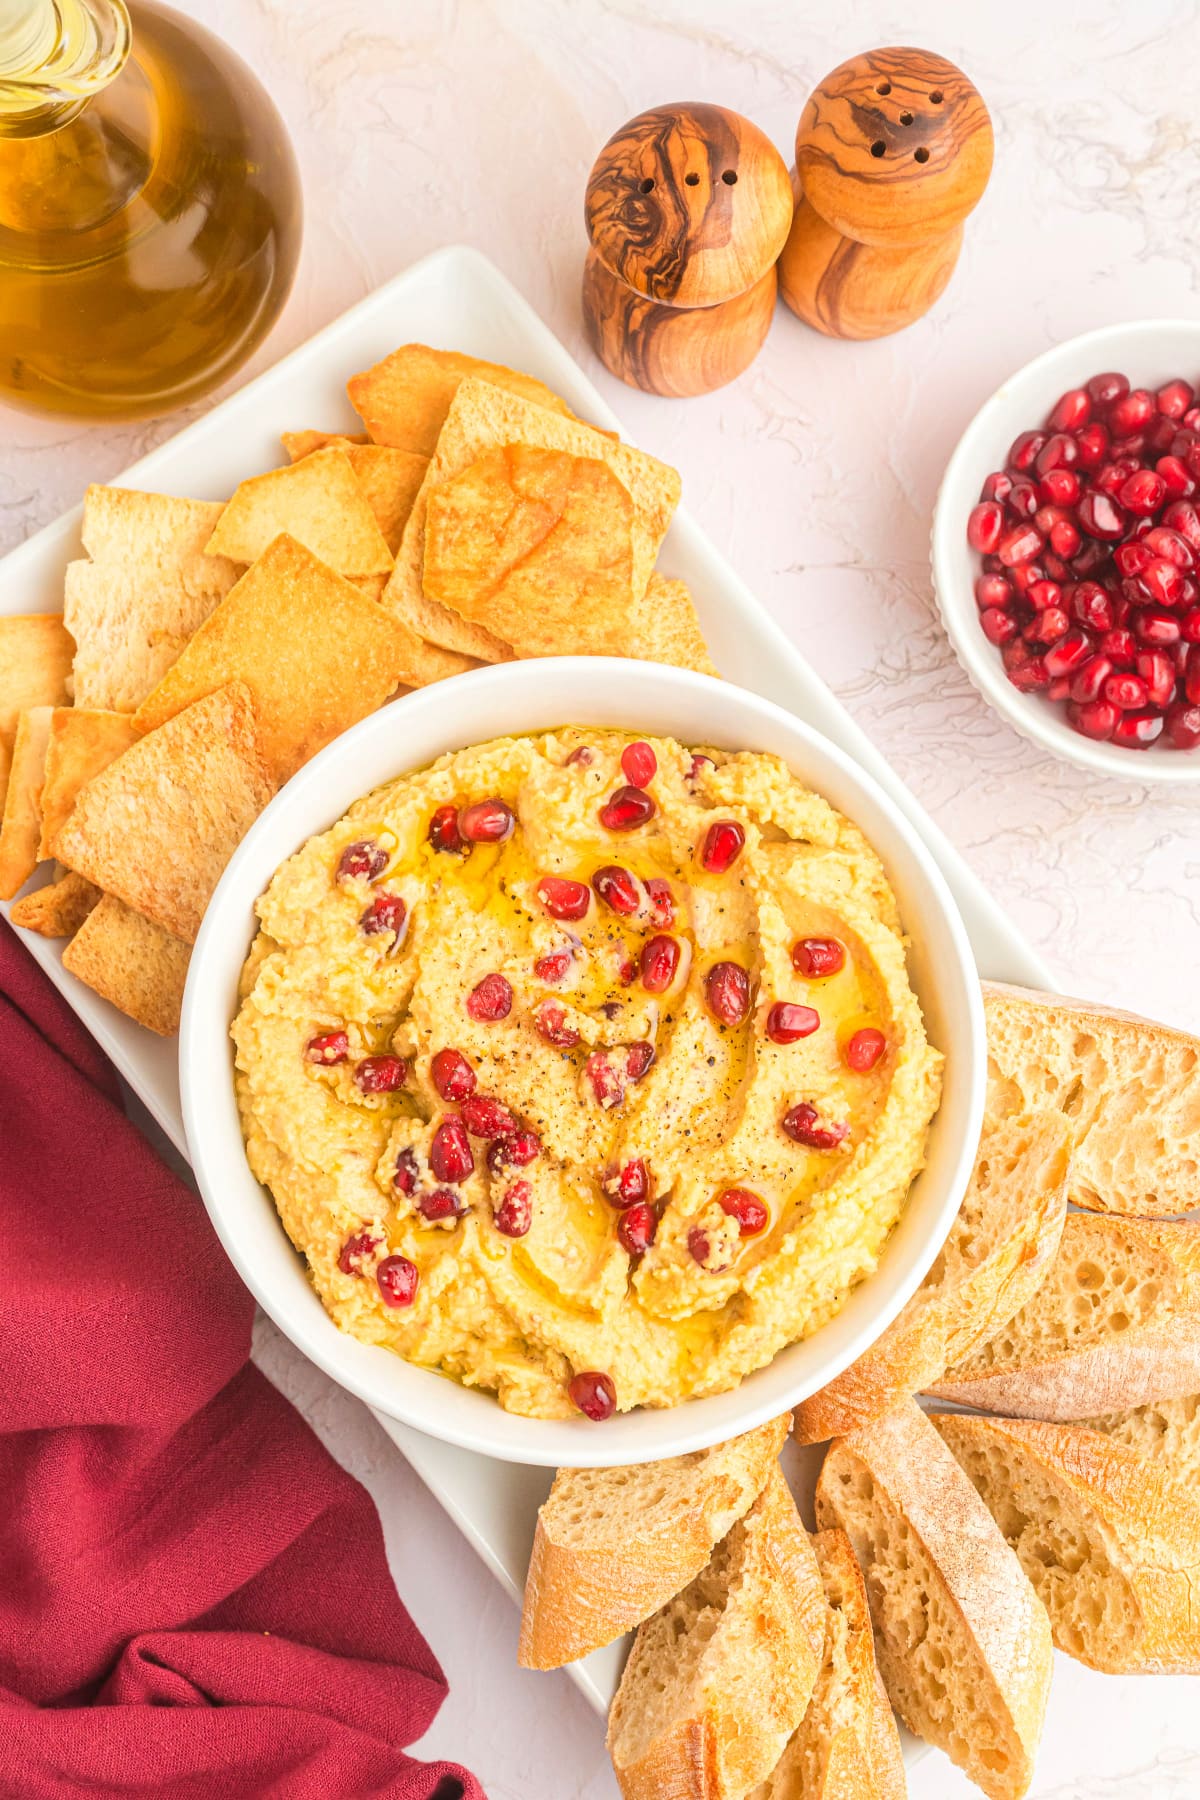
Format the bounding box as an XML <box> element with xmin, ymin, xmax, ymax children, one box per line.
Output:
<box><xmin>4</xmin><ymin>2</ymin><xmax>1199</xmax><ymax>1794</ymax></box>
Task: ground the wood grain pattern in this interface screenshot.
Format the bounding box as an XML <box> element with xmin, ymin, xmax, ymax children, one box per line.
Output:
<box><xmin>795</xmin><ymin>46</ymin><xmax>992</xmax><ymax>248</ymax></box>
<box><xmin>585</xmin><ymin>101</ymin><xmax>792</xmax><ymax>307</ymax></box>
<box><xmin>778</xmin><ymin>190</ymin><xmax>962</xmax><ymax>338</ymax></box>
<box><xmin>582</xmin><ymin>248</ymin><xmax>776</xmax><ymax>396</ymax></box>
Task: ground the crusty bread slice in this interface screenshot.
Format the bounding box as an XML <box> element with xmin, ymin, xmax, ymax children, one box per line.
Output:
<box><xmin>607</xmin><ymin>1463</ymin><xmax>825</xmax><ymax>1800</ymax></box>
<box><xmin>929</xmin><ymin>1213</ymin><xmax>1200</xmax><ymax>1419</ymax></box>
<box><xmin>1081</xmin><ymin>1392</ymin><xmax>1200</xmax><ymax>1478</ymax></box>
<box><xmin>983</xmin><ymin>981</ymin><xmax>1200</xmax><ymax>1216</ymax></box>
<box><xmin>749</xmin><ymin>1527</ymin><xmax>905</xmax><ymax>1800</ymax></box>
<box><xmin>814</xmin><ymin>1399</ymin><xmax>1050</xmax><ymax>1800</ymax></box>
<box><xmin>520</xmin><ymin>1413</ymin><xmax>789</xmax><ymax>1668</ymax></box>
<box><xmin>795</xmin><ymin>1113</ymin><xmax>1070</xmax><ymax>1443</ymax></box>
<box><xmin>930</xmin><ymin>1411</ymin><xmax>1200</xmax><ymax>1674</ymax></box>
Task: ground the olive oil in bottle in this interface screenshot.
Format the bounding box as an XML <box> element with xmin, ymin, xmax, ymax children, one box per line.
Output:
<box><xmin>0</xmin><ymin>0</ymin><xmax>302</xmax><ymax>419</ymax></box>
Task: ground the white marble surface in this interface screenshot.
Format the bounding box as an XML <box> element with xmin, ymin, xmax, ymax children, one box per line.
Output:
<box><xmin>4</xmin><ymin>1</ymin><xmax>1199</xmax><ymax>1794</ymax></box>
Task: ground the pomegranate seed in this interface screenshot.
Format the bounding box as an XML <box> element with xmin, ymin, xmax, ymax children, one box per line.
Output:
<box><xmin>625</xmin><ymin>1041</ymin><xmax>655</xmax><ymax>1080</ymax></box>
<box><xmin>1157</xmin><ymin>455</ymin><xmax>1195</xmax><ymax>498</ymax></box>
<box><xmin>586</xmin><ymin>1052</ymin><xmax>624</xmax><ymax>1109</ymax></box>
<box><xmin>1008</xmin><ymin>429</ymin><xmax>1046</xmax><ymax>471</ymax></box>
<box><xmin>1007</xmin><ymin>478</ymin><xmax>1038</xmax><ymax>517</ymax></box>
<box><xmin>1066</xmin><ymin>698</ymin><xmax>1119</xmax><ymax>740</ymax></box>
<box><xmin>720</xmin><ymin>1188</ymin><xmax>768</xmax><ymax>1236</ymax></box>
<box><xmin>418</xmin><ymin>1187</ymin><xmax>463</xmax><ymax>1224</ymax></box>
<box><xmin>569</xmin><ymin>1370</ymin><xmax>616</xmax><ymax>1421</ymax></box>
<box><xmin>1108</xmin><ymin>389</ymin><xmax>1155</xmax><ymax>436</ymax></box>
<box><xmin>1069</xmin><ymin>655</ymin><xmax>1113</xmax><ymax>704</ymax></box>
<box><xmin>621</xmin><ymin>741</ymin><xmax>657</xmax><ymax>787</ymax></box>
<box><xmin>1025</xmin><ymin>607</ymin><xmax>1070</xmax><ymax>646</ymax></box>
<box><xmin>1141</xmin><ymin>559</ymin><xmax>1185</xmax><ymax>607</ymax></box>
<box><xmin>534</xmin><ymin>1000</ymin><xmax>580</xmax><ymax>1048</ymax></box>
<box><xmin>1043</xmin><ymin>629</ymin><xmax>1092</xmax><ymax>677</ymax></box>
<box><xmin>975</xmin><ymin>573</ymin><xmax>1013</xmax><ymax>610</ymax></box>
<box><xmin>467</xmin><ymin>973</ymin><xmax>512</xmax><ymax>1020</ymax></box>
<box><xmin>1102</xmin><ymin>672</ymin><xmax>1149</xmax><ymax>710</ymax></box>
<box><xmin>1087</xmin><ymin>371</ymin><xmax>1128</xmax><ymax>407</ymax></box>
<box><xmin>1136</xmin><ymin>608</ymin><xmax>1182</xmax><ymax>647</ymax></box>
<box><xmin>1047</xmin><ymin>676</ymin><xmax>1072</xmax><ymax>703</ymax></box>
<box><xmin>494</xmin><ymin>1181</ymin><xmax>533</xmax><ymax>1238</ymax></box>
<box><xmin>533</xmin><ymin>947</ymin><xmax>573</xmax><ymax>984</ymax></box>
<box><xmin>1050</xmin><ymin>518</ymin><xmax>1082</xmax><ymax>558</ymax></box>
<box><xmin>1049</xmin><ymin>387</ymin><xmax>1092</xmax><ymax>432</ymax></box>
<box><xmin>1112</xmin><ymin>709</ymin><xmax>1165</xmax><ymax>748</ymax></box>
<box><xmin>1027</xmin><ymin>578</ymin><xmax>1062</xmax><ymax>612</ymax></box>
<box><xmin>699</xmin><ymin>820</ymin><xmax>746</xmax><ymax>873</ymax></box>
<box><xmin>782</xmin><ymin>1102</ymin><xmax>849</xmax><ymax>1150</ymax></box>
<box><xmin>604</xmin><ymin>1159</ymin><xmax>649</xmax><ymax>1208</ymax></box>
<box><xmin>1115</xmin><ymin>539</ymin><xmax>1152</xmax><ymax>578</ymax></box>
<box><xmin>599</xmin><ymin>786</ymin><xmax>654</xmax><ymax>831</ymax></box>
<box><xmin>338</xmin><ymin>1230</ymin><xmax>382</xmax><ymax>1275</ymax></box>
<box><xmin>431</xmin><ymin>1048</ymin><xmax>475</xmax><ymax>1101</ymax></box>
<box><xmin>306</xmin><ymin>1029</ymin><xmax>349</xmax><ymax>1065</ymax></box>
<box><xmin>1165</xmin><ymin>700</ymin><xmax>1200</xmax><ymax>748</ymax></box>
<box><xmin>687</xmin><ymin>1226</ymin><xmax>714</xmax><ymax>1266</ymax></box>
<box><xmin>338</xmin><ymin>839</ymin><xmax>387</xmax><ymax>882</ymax></box>
<box><xmin>1119</xmin><ymin>469</ymin><xmax>1166</xmax><ymax>515</ymax></box>
<box><xmin>487</xmin><ymin>1130</ymin><xmax>540</xmax><ymax>1173</ymax></box>
<box><xmin>1143</xmin><ymin>526</ymin><xmax>1193</xmax><ymax>569</ymax></box>
<box><xmin>640</xmin><ymin>934</ymin><xmax>681</xmax><ymax>993</ymax></box>
<box><xmin>1184</xmin><ymin>608</ymin><xmax>1200</xmax><ymax>643</ymax></box>
<box><xmin>1164</xmin><ymin>501</ymin><xmax>1200</xmax><ymax>551</ymax></box>
<box><xmin>687</xmin><ymin>753</ymin><xmax>716</xmax><ymax>784</ymax></box>
<box><xmin>355</xmin><ymin>1055</ymin><xmax>408</xmax><ymax>1094</ymax></box>
<box><xmin>1158</xmin><ymin>378</ymin><xmax>1195</xmax><ymax>419</ymax></box>
<box><xmin>430</xmin><ymin>1116</ymin><xmax>474</xmax><ymax>1181</ymax></box>
<box><xmin>1070</xmin><ymin>582</ymin><xmax>1116</xmax><ymax>633</ymax></box>
<box><xmin>592</xmin><ymin>864</ymin><xmax>642</xmax><ymax>914</ymax></box>
<box><xmin>360</xmin><ymin>893</ymin><xmax>407</xmax><ymax>940</ymax></box>
<box><xmin>998</xmin><ymin>523</ymin><xmax>1044</xmax><ymax>566</ymax></box>
<box><xmin>536</xmin><ymin>876</ymin><xmax>590</xmax><ymax>920</ymax></box>
<box><xmin>844</xmin><ymin>1028</ymin><xmax>886</xmax><ymax>1072</ymax></box>
<box><xmin>1078</xmin><ymin>490</ymin><xmax>1126</xmax><ymax>540</ymax></box>
<box><xmin>376</xmin><ymin>1255</ymin><xmax>419</xmax><ymax>1308</ymax></box>
<box><xmin>765</xmin><ymin>1002</ymin><xmax>820</xmax><ymax>1043</ymax></box>
<box><xmin>981</xmin><ymin>609</ymin><xmax>1018</xmax><ymax>647</ymax></box>
<box><xmin>1187</xmin><ymin>644</ymin><xmax>1200</xmax><ymax>704</ymax></box>
<box><xmin>980</xmin><ymin>470</ymin><xmax>1013</xmax><ymax>503</ymax></box>
<box><xmin>1038</xmin><ymin>467</ymin><xmax>1082</xmax><ymax>507</ymax></box>
<box><xmin>1008</xmin><ymin>654</ymin><xmax>1051</xmax><ymax>692</ymax></box>
<box><xmin>618</xmin><ymin>1202</ymin><xmax>657</xmax><ymax>1257</ymax></box>
<box><xmin>459</xmin><ymin>798</ymin><xmax>514</xmax><ymax>843</ymax></box>
<box><xmin>967</xmin><ymin>501</ymin><xmax>1003</xmax><ymax>553</ymax></box>
<box><xmin>1035</xmin><ymin>432</ymin><xmax>1078</xmax><ymax>475</ymax></box>
<box><xmin>705</xmin><ymin>962</ymin><xmax>751</xmax><ymax>1026</ymax></box>
<box><xmin>793</xmin><ymin>936</ymin><xmax>845</xmax><ymax>977</ymax></box>
<box><xmin>1009</xmin><ymin>559</ymin><xmax>1046</xmax><ymax>597</ymax></box>
<box><xmin>460</xmin><ymin>1094</ymin><xmax>517</xmax><ymax>1139</ymax></box>
<box><xmin>428</xmin><ymin>805</ymin><xmax>464</xmax><ymax>853</ymax></box>
<box><xmin>1072</xmin><ymin>537</ymin><xmax>1109</xmax><ymax>574</ymax></box>
<box><xmin>393</xmin><ymin>1149</ymin><xmax>419</xmax><ymax>1194</ymax></box>
<box><xmin>645</xmin><ymin>877</ymin><xmax>675</xmax><ymax>927</ymax></box>
<box><xmin>566</xmin><ymin>745</ymin><xmax>594</xmax><ymax>766</ymax></box>
<box><xmin>616</xmin><ymin>954</ymin><xmax>637</xmax><ymax>986</ymax></box>
<box><xmin>1100</xmin><ymin>628</ymin><xmax>1137</xmax><ymax>667</ymax></box>
<box><xmin>1073</xmin><ymin>422</ymin><xmax>1109</xmax><ymax>467</ymax></box>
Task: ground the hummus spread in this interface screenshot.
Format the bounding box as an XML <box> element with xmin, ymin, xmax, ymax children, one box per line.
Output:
<box><xmin>233</xmin><ymin>729</ymin><xmax>942</xmax><ymax>1419</ymax></box>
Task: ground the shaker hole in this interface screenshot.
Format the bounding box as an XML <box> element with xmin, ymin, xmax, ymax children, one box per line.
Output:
<box><xmin>870</xmin><ymin>140</ymin><xmax>886</xmax><ymax>157</ymax></box>
<box><xmin>640</xmin><ymin>177</ymin><xmax>655</xmax><ymax>193</ymax></box>
<box><xmin>899</xmin><ymin>111</ymin><xmax>913</xmax><ymax>125</ymax></box>
<box><xmin>721</xmin><ymin>169</ymin><xmax>737</xmax><ymax>184</ymax></box>
<box><xmin>685</xmin><ymin>172</ymin><xmax>699</xmax><ymax>186</ymax></box>
<box><xmin>930</xmin><ymin>89</ymin><xmax>944</xmax><ymax>103</ymax></box>
<box><xmin>914</xmin><ymin>146</ymin><xmax>930</xmax><ymax>163</ymax></box>
<box><xmin>876</xmin><ymin>82</ymin><xmax>891</xmax><ymax>94</ymax></box>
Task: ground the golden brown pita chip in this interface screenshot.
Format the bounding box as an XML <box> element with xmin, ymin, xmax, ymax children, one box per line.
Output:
<box><xmin>80</xmin><ymin>487</ymin><xmax>240</xmax><ymax>594</ymax></box>
<box><xmin>281</xmin><ymin>429</ymin><xmax>369</xmax><ymax>460</ymax></box>
<box><xmin>38</xmin><ymin>708</ymin><xmax>138</xmax><ymax>859</ymax></box>
<box><xmin>132</xmin><ymin>535</ymin><xmax>411</xmax><ymax>783</ymax></box>
<box><xmin>53</xmin><ymin>682</ymin><xmax>275</xmax><ymax>943</ymax></box>
<box><xmin>0</xmin><ymin>706</ymin><xmax>53</xmax><ymax>899</ymax></box>
<box><xmin>384</xmin><ymin>378</ymin><xmax>679</xmax><ymax>660</ymax></box>
<box><xmin>632</xmin><ymin>574</ymin><xmax>719</xmax><ymax>677</ymax></box>
<box><xmin>9</xmin><ymin>869</ymin><xmax>101</xmax><ymax>938</ymax></box>
<box><xmin>0</xmin><ymin>614</ymin><xmax>74</xmax><ymax>808</ymax></box>
<box><xmin>339</xmin><ymin>445</ymin><xmax>428</xmax><ymax>554</ymax></box>
<box><xmin>204</xmin><ymin>450</ymin><xmax>393</xmax><ymax>577</ymax></box>
<box><xmin>424</xmin><ymin>444</ymin><xmax>636</xmax><ymax>657</ymax></box>
<box><xmin>62</xmin><ymin>894</ymin><xmax>190</xmax><ymax>1035</ymax></box>
<box><xmin>347</xmin><ymin>344</ymin><xmax>575</xmax><ymax>456</ymax></box>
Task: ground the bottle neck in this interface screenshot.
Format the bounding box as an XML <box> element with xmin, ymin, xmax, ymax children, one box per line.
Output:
<box><xmin>0</xmin><ymin>0</ymin><xmax>130</xmax><ymax>137</ymax></box>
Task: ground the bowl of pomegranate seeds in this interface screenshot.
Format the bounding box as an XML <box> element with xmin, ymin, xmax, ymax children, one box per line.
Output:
<box><xmin>932</xmin><ymin>320</ymin><xmax>1200</xmax><ymax>781</ymax></box>
<box><xmin>181</xmin><ymin>657</ymin><xmax>983</xmax><ymax>1467</ymax></box>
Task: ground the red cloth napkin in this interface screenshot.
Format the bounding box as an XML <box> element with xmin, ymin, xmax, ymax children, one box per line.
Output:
<box><xmin>0</xmin><ymin>920</ymin><xmax>485</xmax><ymax>1800</ymax></box>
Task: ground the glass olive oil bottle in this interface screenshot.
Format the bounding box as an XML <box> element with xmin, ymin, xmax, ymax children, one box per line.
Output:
<box><xmin>0</xmin><ymin>0</ymin><xmax>302</xmax><ymax>419</ymax></box>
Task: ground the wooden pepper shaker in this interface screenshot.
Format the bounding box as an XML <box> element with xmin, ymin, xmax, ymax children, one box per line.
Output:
<box><xmin>582</xmin><ymin>102</ymin><xmax>793</xmax><ymax>396</ymax></box>
<box><xmin>778</xmin><ymin>48</ymin><xmax>993</xmax><ymax>340</ymax></box>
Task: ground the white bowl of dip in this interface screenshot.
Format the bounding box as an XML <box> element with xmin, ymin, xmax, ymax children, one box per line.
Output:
<box><xmin>180</xmin><ymin>657</ymin><xmax>984</xmax><ymax>1467</ymax></box>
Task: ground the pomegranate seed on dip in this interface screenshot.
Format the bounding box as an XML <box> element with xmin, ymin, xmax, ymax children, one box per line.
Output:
<box><xmin>232</xmin><ymin>729</ymin><xmax>941</xmax><ymax>1420</ymax></box>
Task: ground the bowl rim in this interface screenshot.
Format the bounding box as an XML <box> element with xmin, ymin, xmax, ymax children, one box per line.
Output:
<box><xmin>180</xmin><ymin>656</ymin><xmax>985</xmax><ymax>1466</ymax></box>
<box><xmin>931</xmin><ymin>316</ymin><xmax>1200</xmax><ymax>785</ymax></box>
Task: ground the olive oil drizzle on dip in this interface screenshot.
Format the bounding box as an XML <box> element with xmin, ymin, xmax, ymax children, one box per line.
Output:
<box><xmin>233</xmin><ymin>729</ymin><xmax>943</xmax><ymax>1420</ymax></box>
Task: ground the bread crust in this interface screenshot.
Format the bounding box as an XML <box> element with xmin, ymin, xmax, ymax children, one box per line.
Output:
<box><xmin>930</xmin><ymin>1411</ymin><xmax>1200</xmax><ymax>1675</ymax></box>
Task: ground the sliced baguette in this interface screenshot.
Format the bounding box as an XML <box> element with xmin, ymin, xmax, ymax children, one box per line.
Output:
<box><xmin>607</xmin><ymin>1463</ymin><xmax>825</xmax><ymax>1800</ymax></box>
<box><xmin>1081</xmin><ymin>1392</ymin><xmax>1200</xmax><ymax>1478</ymax></box>
<box><xmin>930</xmin><ymin>1411</ymin><xmax>1200</xmax><ymax>1674</ymax></box>
<box><xmin>983</xmin><ymin>980</ymin><xmax>1200</xmax><ymax>1217</ymax></box>
<box><xmin>929</xmin><ymin>1212</ymin><xmax>1200</xmax><ymax>1419</ymax></box>
<box><xmin>520</xmin><ymin>1413</ymin><xmax>790</xmax><ymax>1668</ymax></box>
<box><xmin>749</xmin><ymin>1527</ymin><xmax>905</xmax><ymax>1800</ymax></box>
<box><xmin>814</xmin><ymin>1399</ymin><xmax>1050</xmax><ymax>1800</ymax></box>
<box><xmin>794</xmin><ymin>1112</ymin><xmax>1070</xmax><ymax>1443</ymax></box>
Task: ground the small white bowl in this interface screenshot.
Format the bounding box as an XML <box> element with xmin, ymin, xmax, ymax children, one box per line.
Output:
<box><xmin>180</xmin><ymin>658</ymin><xmax>984</xmax><ymax>1467</ymax></box>
<box><xmin>932</xmin><ymin>319</ymin><xmax>1200</xmax><ymax>784</ymax></box>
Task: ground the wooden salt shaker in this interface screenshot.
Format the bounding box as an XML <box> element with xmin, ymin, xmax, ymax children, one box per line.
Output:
<box><xmin>778</xmin><ymin>48</ymin><xmax>993</xmax><ymax>340</ymax></box>
<box><xmin>582</xmin><ymin>102</ymin><xmax>793</xmax><ymax>396</ymax></box>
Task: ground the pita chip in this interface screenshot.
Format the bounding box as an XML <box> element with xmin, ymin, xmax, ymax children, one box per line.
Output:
<box><xmin>281</xmin><ymin>429</ymin><xmax>369</xmax><ymax>460</ymax></box>
<box><xmin>80</xmin><ymin>486</ymin><xmax>241</xmax><ymax>595</ymax></box>
<box><xmin>38</xmin><ymin>708</ymin><xmax>139</xmax><ymax>858</ymax></box>
<box><xmin>630</xmin><ymin>574</ymin><xmax>719</xmax><ymax>677</ymax></box>
<box><xmin>204</xmin><ymin>449</ymin><xmax>394</xmax><ymax>577</ymax></box>
<box><xmin>0</xmin><ymin>706</ymin><xmax>54</xmax><ymax>899</ymax></box>
<box><xmin>62</xmin><ymin>895</ymin><xmax>191</xmax><ymax>1035</ymax></box>
<box><xmin>0</xmin><ymin>614</ymin><xmax>74</xmax><ymax>808</ymax></box>
<box><xmin>9</xmin><ymin>869</ymin><xmax>101</xmax><ymax>938</ymax></box>
<box><xmin>347</xmin><ymin>343</ymin><xmax>575</xmax><ymax>456</ymax></box>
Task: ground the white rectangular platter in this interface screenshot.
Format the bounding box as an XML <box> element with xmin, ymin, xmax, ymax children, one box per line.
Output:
<box><xmin>0</xmin><ymin>245</ymin><xmax>1053</xmax><ymax>1726</ymax></box>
